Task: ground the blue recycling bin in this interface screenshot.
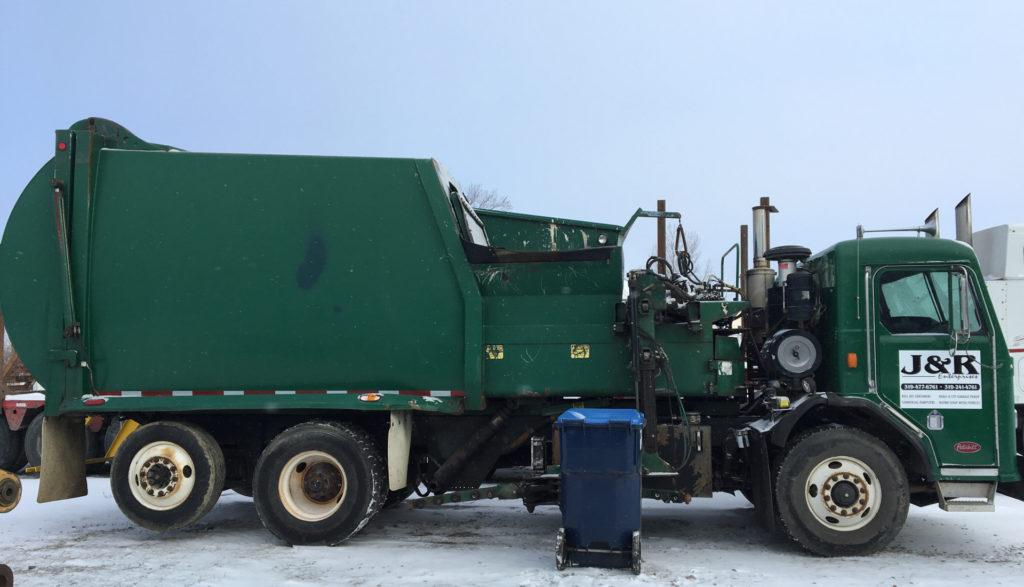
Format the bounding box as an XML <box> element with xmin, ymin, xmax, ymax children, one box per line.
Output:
<box><xmin>555</xmin><ymin>408</ymin><xmax>644</xmax><ymax>572</ymax></box>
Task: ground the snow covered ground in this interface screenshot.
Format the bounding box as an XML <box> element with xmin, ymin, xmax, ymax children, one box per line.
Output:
<box><xmin>1</xmin><ymin>476</ymin><xmax>1023</xmax><ymax>586</ymax></box>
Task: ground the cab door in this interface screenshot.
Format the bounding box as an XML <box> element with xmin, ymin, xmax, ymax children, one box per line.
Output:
<box><xmin>872</xmin><ymin>265</ymin><xmax>998</xmax><ymax>469</ymax></box>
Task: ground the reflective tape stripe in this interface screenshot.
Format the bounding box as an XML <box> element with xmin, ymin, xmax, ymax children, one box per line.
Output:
<box><xmin>94</xmin><ymin>389</ymin><xmax>464</xmax><ymax>398</ymax></box>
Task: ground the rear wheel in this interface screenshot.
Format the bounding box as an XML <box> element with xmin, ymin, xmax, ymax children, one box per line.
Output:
<box><xmin>253</xmin><ymin>422</ymin><xmax>386</xmax><ymax>545</ymax></box>
<box><xmin>23</xmin><ymin>413</ymin><xmax>43</xmax><ymax>469</ymax></box>
<box><xmin>0</xmin><ymin>418</ymin><xmax>26</xmax><ymax>471</ymax></box>
<box><xmin>24</xmin><ymin>413</ymin><xmax>101</xmax><ymax>471</ymax></box>
<box><xmin>110</xmin><ymin>421</ymin><xmax>225</xmax><ymax>531</ymax></box>
<box><xmin>103</xmin><ymin>418</ymin><xmax>123</xmax><ymax>455</ymax></box>
<box><xmin>775</xmin><ymin>427</ymin><xmax>908</xmax><ymax>556</ymax></box>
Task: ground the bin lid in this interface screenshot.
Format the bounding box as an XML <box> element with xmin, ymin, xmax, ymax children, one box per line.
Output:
<box><xmin>555</xmin><ymin>408</ymin><xmax>644</xmax><ymax>428</ymax></box>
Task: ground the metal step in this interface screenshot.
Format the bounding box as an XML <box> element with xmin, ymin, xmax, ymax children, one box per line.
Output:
<box><xmin>936</xmin><ymin>481</ymin><xmax>996</xmax><ymax>512</ymax></box>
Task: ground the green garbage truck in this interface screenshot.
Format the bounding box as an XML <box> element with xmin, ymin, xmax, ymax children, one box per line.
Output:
<box><xmin>0</xmin><ymin>118</ymin><xmax>1020</xmax><ymax>555</ymax></box>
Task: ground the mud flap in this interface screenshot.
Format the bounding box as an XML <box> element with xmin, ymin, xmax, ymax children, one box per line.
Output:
<box><xmin>748</xmin><ymin>429</ymin><xmax>775</xmax><ymax>533</ymax></box>
<box><xmin>37</xmin><ymin>415</ymin><xmax>87</xmax><ymax>503</ymax></box>
<box><xmin>388</xmin><ymin>411</ymin><xmax>412</xmax><ymax>491</ymax></box>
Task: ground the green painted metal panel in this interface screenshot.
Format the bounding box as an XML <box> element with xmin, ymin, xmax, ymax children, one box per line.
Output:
<box><xmin>0</xmin><ymin>158</ymin><xmax>67</xmax><ymax>410</ymax></box>
<box><xmin>79</xmin><ymin>393</ymin><xmax>465</xmax><ymax>414</ymax></box>
<box><xmin>84</xmin><ymin>150</ymin><xmax>467</xmax><ymax>394</ymax></box>
<box><xmin>2</xmin><ymin>119</ymin><xmax>656</xmax><ymax>416</ymax></box>
<box><xmin>807</xmin><ymin>238</ymin><xmax>1018</xmax><ymax>480</ymax></box>
<box><xmin>871</xmin><ymin>265</ymin><xmax>997</xmax><ymax>467</ymax></box>
<box><xmin>655</xmin><ymin>301</ymin><xmax>747</xmax><ymax>397</ymax></box>
<box><xmin>476</xmin><ymin>209</ymin><xmax>622</xmax><ymax>252</ymax></box>
<box><xmin>475</xmin><ymin>251</ymin><xmax>630</xmax><ymax>397</ymax></box>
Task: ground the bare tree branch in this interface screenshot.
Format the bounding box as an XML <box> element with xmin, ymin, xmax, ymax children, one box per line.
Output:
<box><xmin>462</xmin><ymin>183</ymin><xmax>512</xmax><ymax>211</ymax></box>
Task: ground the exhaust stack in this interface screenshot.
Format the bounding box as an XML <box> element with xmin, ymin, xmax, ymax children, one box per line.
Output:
<box><xmin>746</xmin><ymin>197</ymin><xmax>778</xmax><ymax>309</ymax></box>
<box><xmin>955</xmin><ymin>193</ymin><xmax>973</xmax><ymax>246</ymax></box>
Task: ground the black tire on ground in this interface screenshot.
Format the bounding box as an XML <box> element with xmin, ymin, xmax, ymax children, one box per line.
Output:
<box><xmin>775</xmin><ymin>426</ymin><xmax>909</xmax><ymax>556</ymax></box>
<box><xmin>26</xmin><ymin>413</ymin><xmax>111</xmax><ymax>473</ymax></box>
<box><xmin>85</xmin><ymin>427</ymin><xmax>106</xmax><ymax>475</ymax></box>
<box><xmin>23</xmin><ymin>412</ymin><xmax>43</xmax><ymax>469</ymax></box>
<box><xmin>0</xmin><ymin>418</ymin><xmax>26</xmax><ymax>471</ymax></box>
<box><xmin>110</xmin><ymin>421</ymin><xmax>225</xmax><ymax>531</ymax></box>
<box><xmin>1016</xmin><ymin>407</ymin><xmax>1023</xmax><ymax>456</ymax></box>
<box><xmin>103</xmin><ymin>418</ymin><xmax>123</xmax><ymax>455</ymax></box>
<box><xmin>253</xmin><ymin>422</ymin><xmax>386</xmax><ymax>545</ymax></box>
<box><xmin>739</xmin><ymin>488</ymin><xmax>755</xmax><ymax>505</ymax></box>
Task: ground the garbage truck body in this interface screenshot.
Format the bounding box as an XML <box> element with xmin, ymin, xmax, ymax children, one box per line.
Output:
<box><xmin>0</xmin><ymin>118</ymin><xmax>1019</xmax><ymax>555</ymax></box>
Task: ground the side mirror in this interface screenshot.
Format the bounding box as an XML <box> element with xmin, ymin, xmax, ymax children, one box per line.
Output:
<box><xmin>953</xmin><ymin>268</ymin><xmax>971</xmax><ymax>345</ymax></box>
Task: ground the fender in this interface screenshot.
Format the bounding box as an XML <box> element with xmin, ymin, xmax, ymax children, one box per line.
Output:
<box><xmin>755</xmin><ymin>392</ymin><xmax>934</xmax><ymax>482</ymax></box>
<box><xmin>742</xmin><ymin>392</ymin><xmax>935</xmax><ymax>531</ymax></box>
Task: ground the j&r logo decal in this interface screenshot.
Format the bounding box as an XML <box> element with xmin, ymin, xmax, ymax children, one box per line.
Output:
<box><xmin>954</xmin><ymin>441</ymin><xmax>982</xmax><ymax>454</ymax></box>
<box><xmin>898</xmin><ymin>350</ymin><xmax>982</xmax><ymax>410</ymax></box>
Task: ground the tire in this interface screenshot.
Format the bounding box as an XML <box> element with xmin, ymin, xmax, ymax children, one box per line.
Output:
<box><xmin>739</xmin><ymin>488</ymin><xmax>755</xmax><ymax>505</ymax></box>
<box><xmin>110</xmin><ymin>421</ymin><xmax>225</xmax><ymax>531</ymax></box>
<box><xmin>23</xmin><ymin>412</ymin><xmax>43</xmax><ymax>469</ymax></box>
<box><xmin>253</xmin><ymin>422</ymin><xmax>386</xmax><ymax>545</ymax></box>
<box><xmin>27</xmin><ymin>413</ymin><xmax>106</xmax><ymax>473</ymax></box>
<box><xmin>103</xmin><ymin>418</ymin><xmax>123</xmax><ymax>455</ymax></box>
<box><xmin>0</xmin><ymin>418</ymin><xmax>26</xmax><ymax>471</ymax></box>
<box><xmin>85</xmin><ymin>428</ymin><xmax>106</xmax><ymax>475</ymax></box>
<box><xmin>775</xmin><ymin>426</ymin><xmax>908</xmax><ymax>556</ymax></box>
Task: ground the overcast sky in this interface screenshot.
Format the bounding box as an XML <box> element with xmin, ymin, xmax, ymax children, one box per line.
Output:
<box><xmin>2</xmin><ymin>2</ymin><xmax>1022</xmax><ymax>275</ymax></box>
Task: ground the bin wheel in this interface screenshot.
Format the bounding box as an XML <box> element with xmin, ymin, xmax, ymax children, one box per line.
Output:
<box><xmin>110</xmin><ymin>421</ymin><xmax>225</xmax><ymax>531</ymax></box>
<box><xmin>631</xmin><ymin>529</ymin><xmax>641</xmax><ymax>575</ymax></box>
<box><xmin>253</xmin><ymin>422</ymin><xmax>386</xmax><ymax>545</ymax></box>
<box><xmin>555</xmin><ymin>527</ymin><xmax>568</xmax><ymax>570</ymax></box>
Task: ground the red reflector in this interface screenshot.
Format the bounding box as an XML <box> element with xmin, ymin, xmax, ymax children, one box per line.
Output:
<box><xmin>84</xmin><ymin>399</ymin><xmax>106</xmax><ymax>406</ymax></box>
<box><xmin>58</xmin><ymin>142</ymin><xmax>68</xmax><ymax>151</ymax></box>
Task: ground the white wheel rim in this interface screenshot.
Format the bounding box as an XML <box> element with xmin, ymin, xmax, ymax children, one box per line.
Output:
<box><xmin>804</xmin><ymin>455</ymin><xmax>881</xmax><ymax>532</ymax></box>
<box><xmin>128</xmin><ymin>441</ymin><xmax>197</xmax><ymax>511</ymax></box>
<box><xmin>278</xmin><ymin>450</ymin><xmax>347</xmax><ymax>522</ymax></box>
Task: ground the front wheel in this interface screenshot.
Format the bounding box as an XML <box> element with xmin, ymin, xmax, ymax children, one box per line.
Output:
<box><xmin>253</xmin><ymin>422</ymin><xmax>386</xmax><ymax>545</ymax></box>
<box><xmin>775</xmin><ymin>427</ymin><xmax>908</xmax><ymax>556</ymax></box>
<box><xmin>110</xmin><ymin>421</ymin><xmax>225</xmax><ymax>531</ymax></box>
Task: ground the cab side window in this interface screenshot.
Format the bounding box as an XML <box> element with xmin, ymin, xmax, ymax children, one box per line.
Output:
<box><xmin>878</xmin><ymin>269</ymin><xmax>983</xmax><ymax>335</ymax></box>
